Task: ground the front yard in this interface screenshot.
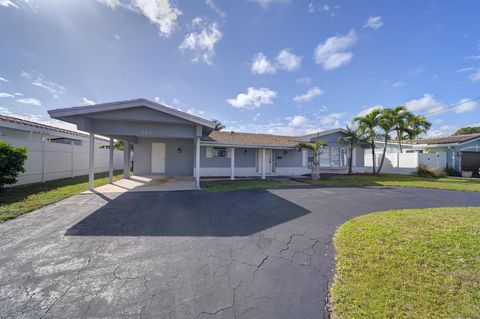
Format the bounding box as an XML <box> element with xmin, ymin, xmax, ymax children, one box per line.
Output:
<box><xmin>330</xmin><ymin>207</ymin><xmax>480</xmax><ymax>318</ymax></box>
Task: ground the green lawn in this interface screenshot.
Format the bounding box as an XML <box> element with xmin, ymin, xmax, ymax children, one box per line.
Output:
<box><xmin>299</xmin><ymin>174</ymin><xmax>480</xmax><ymax>192</ymax></box>
<box><xmin>201</xmin><ymin>179</ymin><xmax>297</xmax><ymax>192</ymax></box>
<box><xmin>331</xmin><ymin>207</ymin><xmax>480</xmax><ymax>318</ymax></box>
<box><xmin>0</xmin><ymin>170</ymin><xmax>124</xmax><ymax>222</ymax></box>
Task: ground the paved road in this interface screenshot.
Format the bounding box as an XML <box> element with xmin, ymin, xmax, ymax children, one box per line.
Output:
<box><xmin>1</xmin><ymin>186</ymin><xmax>479</xmax><ymax>318</ymax></box>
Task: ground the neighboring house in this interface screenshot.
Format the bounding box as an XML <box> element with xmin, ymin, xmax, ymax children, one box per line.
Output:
<box><xmin>0</xmin><ymin>114</ymin><xmax>123</xmax><ymax>185</ymax></box>
<box><xmin>48</xmin><ymin>99</ymin><xmax>359</xmax><ymax>189</ymax></box>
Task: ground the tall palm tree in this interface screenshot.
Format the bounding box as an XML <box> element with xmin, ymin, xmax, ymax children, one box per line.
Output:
<box><xmin>295</xmin><ymin>140</ymin><xmax>328</xmax><ymax>180</ymax></box>
<box><xmin>354</xmin><ymin>108</ymin><xmax>381</xmax><ymax>174</ymax></box>
<box><xmin>376</xmin><ymin>109</ymin><xmax>396</xmax><ymax>174</ymax></box>
<box><xmin>406</xmin><ymin>114</ymin><xmax>431</xmax><ymax>140</ymax></box>
<box><xmin>337</xmin><ymin>125</ymin><xmax>368</xmax><ymax>175</ymax></box>
<box><xmin>390</xmin><ymin>105</ymin><xmax>413</xmax><ymax>153</ymax></box>
<box><xmin>212</xmin><ymin>119</ymin><xmax>226</xmax><ymax>131</ymax></box>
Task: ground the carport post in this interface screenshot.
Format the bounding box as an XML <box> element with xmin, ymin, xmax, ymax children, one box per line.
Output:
<box><xmin>261</xmin><ymin>148</ymin><xmax>266</xmax><ymax>180</ymax></box>
<box><xmin>123</xmin><ymin>141</ymin><xmax>130</xmax><ymax>179</ymax></box>
<box><xmin>230</xmin><ymin>147</ymin><xmax>235</xmax><ymax>180</ymax></box>
<box><xmin>196</xmin><ymin>138</ymin><xmax>200</xmax><ymax>187</ymax></box>
<box><xmin>88</xmin><ymin>133</ymin><xmax>95</xmax><ymax>191</ymax></box>
<box><xmin>108</xmin><ymin>137</ymin><xmax>114</xmax><ymax>184</ymax></box>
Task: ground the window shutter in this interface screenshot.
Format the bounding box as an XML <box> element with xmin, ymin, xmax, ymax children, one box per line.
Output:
<box><xmin>302</xmin><ymin>150</ymin><xmax>308</xmax><ymax>167</ymax></box>
<box><xmin>206</xmin><ymin>147</ymin><xmax>213</xmax><ymax>158</ymax></box>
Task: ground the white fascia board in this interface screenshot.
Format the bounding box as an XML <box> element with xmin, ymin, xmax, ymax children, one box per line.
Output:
<box><xmin>200</xmin><ymin>141</ymin><xmax>296</xmax><ymax>149</ymax></box>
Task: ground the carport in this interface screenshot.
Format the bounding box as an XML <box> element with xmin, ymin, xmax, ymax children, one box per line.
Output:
<box><xmin>48</xmin><ymin>99</ymin><xmax>216</xmax><ymax>190</ymax></box>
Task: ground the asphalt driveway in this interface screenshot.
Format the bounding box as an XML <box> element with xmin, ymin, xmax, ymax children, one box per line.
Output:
<box><xmin>1</xmin><ymin>186</ymin><xmax>479</xmax><ymax>318</ymax></box>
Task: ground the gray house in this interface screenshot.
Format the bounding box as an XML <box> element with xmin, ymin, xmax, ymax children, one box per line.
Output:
<box><xmin>49</xmin><ymin>99</ymin><xmax>355</xmax><ymax>190</ymax></box>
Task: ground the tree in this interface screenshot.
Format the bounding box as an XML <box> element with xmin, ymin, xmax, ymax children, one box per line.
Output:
<box><xmin>212</xmin><ymin>119</ymin><xmax>226</xmax><ymax>131</ymax></box>
<box><xmin>354</xmin><ymin>108</ymin><xmax>381</xmax><ymax>174</ymax></box>
<box><xmin>0</xmin><ymin>140</ymin><xmax>28</xmax><ymax>190</ymax></box>
<box><xmin>454</xmin><ymin>127</ymin><xmax>480</xmax><ymax>135</ymax></box>
<box><xmin>390</xmin><ymin>105</ymin><xmax>413</xmax><ymax>153</ymax></box>
<box><xmin>376</xmin><ymin>109</ymin><xmax>396</xmax><ymax>174</ymax></box>
<box><xmin>338</xmin><ymin>125</ymin><xmax>368</xmax><ymax>175</ymax></box>
<box><xmin>406</xmin><ymin>114</ymin><xmax>431</xmax><ymax>140</ymax></box>
<box><xmin>295</xmin><ymin>140</ymin><xmax>328</xmax><ymax>180</ymax></box>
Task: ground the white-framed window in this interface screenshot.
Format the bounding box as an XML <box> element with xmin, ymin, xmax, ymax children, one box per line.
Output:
<box><xmin>213</xmin><ymin>147</ymin><xmax>227</xmax><ymax>157</ymax></box>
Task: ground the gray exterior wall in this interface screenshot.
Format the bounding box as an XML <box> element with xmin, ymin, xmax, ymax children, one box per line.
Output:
<box><xmin>134</xmin><ymin>137</ymin><xmax>194</xmax><ymax>176</ymax></box>
<box><xmin>200</xmin><ymin>147</ymin><xmax>256</xmax><ymax>168</ymax></box>
<box><xmin>275</xmin><ymin>149</ymin><xmax>302</xmax><ymax>167</ymax></box>
<box><xmin>308</xmin><ymin>131</ymin><xmax>345</xmax><ymax>143</ymax></box>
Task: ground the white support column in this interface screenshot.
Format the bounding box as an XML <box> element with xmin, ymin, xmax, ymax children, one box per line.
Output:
<box><xmin>261</xmin><ymin>148</ymin><xmax>266</xmax><ymax>180</ymax></box>
<box><xmin>70</xmin><ymin>141</ymin><xmax>75</xmax><ymax>178</ymax></box>
<box><xmin>88</xmin><ymin>133</ymin><xmax>95</xmax><ymax>191</ymax></box>
<box><xmin>123</xmin><ymin>141</ymin><xmax>130</xmax><ymax>179</ymax></box>
<box><xmin>230</xmin><ymin>147</ymin><xmax>235</xmax><ymax>180</ymax></box>
<box><xmin>196</xmin><ymin>138</ymin><xmax>200</xmax><ymax>187</ymax></box>
<box><xmin>109</xmin><ymin>138</ymin><xmax>114</xmax><ymax>183</ymax></box>
<box><xmin>41</xmin><ymin>136</ymin><xmax>46</xmax><ymax>183</ymax></box>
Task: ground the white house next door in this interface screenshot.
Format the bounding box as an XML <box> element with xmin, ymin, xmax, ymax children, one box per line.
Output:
<box><xmin>151</xmin><ymin>142</ymin><xmax>166</xmax><ymax>173</ymax></box>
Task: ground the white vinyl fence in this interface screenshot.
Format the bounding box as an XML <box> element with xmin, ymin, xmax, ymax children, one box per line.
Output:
<box><xmin>363</xmin><ymin>152</ymin><xmax>447</xmax><ymax>174</ymax></box>
<box><xmin>2</xmin><ymin>136</ymin><xmax>124</xmax><ymax>186</ymax></box>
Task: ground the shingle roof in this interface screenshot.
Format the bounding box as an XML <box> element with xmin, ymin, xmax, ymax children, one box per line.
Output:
<box><xmin>0</xmin><ymin>114</ymin><xmax>90</xmax><ymax>138</ymax></box>
<box><xmin>206</xmin><ymin>131</ymin><xmax>302</xmax><ymax>147</ymax></box>
<box><xmin>406</xmin><ymin>133</ymin><xmax>480</xmax><ymax>145</ymax></box>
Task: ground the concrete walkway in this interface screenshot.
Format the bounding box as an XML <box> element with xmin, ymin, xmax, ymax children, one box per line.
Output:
<box><xmin>1</xmin><ymin>186</ymin><xmax>479</xmax><ymax>318</ymax></box>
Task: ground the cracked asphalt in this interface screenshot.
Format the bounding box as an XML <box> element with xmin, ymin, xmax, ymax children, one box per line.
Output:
<box><xmin>1</xmin><ymin>186</ymin><xmax>480</xmax><ymax>318</ymax></box>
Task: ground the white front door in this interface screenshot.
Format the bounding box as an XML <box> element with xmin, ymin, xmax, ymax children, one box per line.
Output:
<box><xmin>257</xmin><ymin>149</ymin><xmax>273</xmax><ymax>174</ymax></box>
<box><xmin>151</xmin><ymin>143</ymin><xmax>166</xmax><ymax>173</ymax></box>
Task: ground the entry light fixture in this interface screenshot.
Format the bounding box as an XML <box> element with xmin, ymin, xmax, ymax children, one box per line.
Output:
<box><xmin>243</xmin><ymin>149</ymin><xmax>248</xmax><ymax>154</ymax></box>
<box><xmin>177</xmin><ymin>147</ymin><xmax>182</xmax><ymax>154</ymax></box>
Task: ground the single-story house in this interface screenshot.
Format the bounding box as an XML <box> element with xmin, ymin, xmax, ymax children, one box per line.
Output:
<box><xmin>48</xmin><ymin>99</ymin><xmax>361</xmax><ymax>190</ymax></box>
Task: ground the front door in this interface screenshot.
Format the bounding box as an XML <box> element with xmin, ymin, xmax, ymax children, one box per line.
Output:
<box><xmin>257</xmin><ymin>149</ymin><xmax>273</xmax><ymax>174</ymax></box>
<box><xmin>151</xmin><ymin>143</ymin><xmax>166</xmax><ymax>173</ymax></box>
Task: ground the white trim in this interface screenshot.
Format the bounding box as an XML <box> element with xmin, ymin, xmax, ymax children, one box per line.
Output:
<box><xmin>108</xmin><ymin>138</ymin><xmax>114</xmax><ymax>183</ymax></box>
<box><xmin>88</xmin><ymin>133</ymin><xmax>95</xmax><ymax>191</ymax></box>
<box><xmin>196</xmin><ymin>137</ymin><xmax>200</xmax><ymax>187</ymax></box>
<box><xmin>230</xmin><ymin>147</ymin><xmax>235</xmax><ymax>180</ymax></box>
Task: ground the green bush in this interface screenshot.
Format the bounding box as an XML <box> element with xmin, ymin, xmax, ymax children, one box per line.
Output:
<box><xmin>0</xmin><ymin>140</ymin><xmax>28</xmax><ymax>190</ymax></box>
<box><xmin>416</xmin><ymin>164</ymin><xmax>446</xmax><ymax>178</ymax></box>
<box><xmin>444</xmin><ymin>164</ymin><xmax>456</xmax><ymax>176</ymax></box>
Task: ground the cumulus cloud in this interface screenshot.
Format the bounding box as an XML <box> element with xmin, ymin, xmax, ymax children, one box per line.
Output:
<box><xmin>0</xmin><ymin>92</ymin><xmax>14</xmax><ymax>98</ymax></box>
<box><xmin>0</xmin><ymin>76</ymin><xmax>9</xmax><ymax>82</ymax></box>
<box><xmin>178</xmin><ymin>18</ymin><xmax>222</xmax><ymax>65</ymax></box>
<box><xmin>82</xmin><ymin>97</ymin><xmax>96</xmax><ymax>105</ymax></box>
<box><xmin>276</xmin><ymin>49</ymin><xmax>302</xmax><ymax>71</ymax></box>
<box><xmin>0</xmin><ymin>0</ymin><xmax>19</xmax><ymax>8</ymax></box>
<box><xmin>363</xmin><ymin>16</ymin><xmax>383</xmax><ymax>30</ymax></box>
<box><xmin>16</xmin><ymin>97</ymin><xmax>42</xmax><ymax>106</ymax></box>
<box><xmin>293</xmin><ymin>86</ymin><xmax>324</xmax><ymax>103</ymax></box>
<box><xmin>405</xmin><ymin>94</ymin><xmax>445</xmax><ymax>114</ymax></box>
<box><xmin>314</xmin><ymin>29</ymin><xmax>357</xmax><ymax>70</ymax></box>
<box><xmin>454</xmin><ymin>98</ymin><xmax>477</xmax><ymax>113</ymax></box>
<box><xmin>227</xmin><ymin>87</ymin><xmax>277</xmax><ymax>110</ymax></box>
<box><xmin>288</xmin><ymin>115</ymin><xmax>309</xmax><ymax>127</ymax></box>
<box><xmin>21</xmin><ymin>71</ymin><xmax>65</xmax><ymax>97</ymax></box>
<box><xmin>357</xmin><ymin>105</ymin><xmax>383</xmax><ymax>117</ymax></box>
<box><xmin>251</xmin><ymin>53</ymin><xmax>276</xmax><ymax>74</ymax></box>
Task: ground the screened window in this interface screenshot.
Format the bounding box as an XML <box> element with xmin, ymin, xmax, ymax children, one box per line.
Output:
<box><xmin>213</xmin><ymin>147</ymin><xmax>227</xmax><ymax>157</ymax></box>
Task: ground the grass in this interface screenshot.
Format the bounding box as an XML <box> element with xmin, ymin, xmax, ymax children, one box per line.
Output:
<box><xmin>330</xmin><ymin>207</ymin><xmax>480</xmax><ymax>318</ymax></box>
<box><xmin>201</xmin><ymin>179</ymin><xmax>296</xmax><ymax>192</ymax></box>
<box><xmin>298</xmin><ymin>173</ymin><xmax>480</xmax><ymax>192</ymax></box>
<box><xmin>0</xmin><ymin>170</ymin><xmax>124</xmax><ymax>222</ymax></box>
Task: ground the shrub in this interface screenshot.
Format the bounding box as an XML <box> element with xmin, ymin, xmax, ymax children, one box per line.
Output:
<box><xmin>444</xmin><ymin>165</ymin><xmax>456</xmax><ymax>176</ymax></box>
<box><xmin>0</xmin><ymin>140</ymin><xmax>27</xmax><ymax>190</ymax></box>
<box><xmin>416</xmin><ymin>164</ymin><xmax>446</xmax><ymax>178</ymax></box>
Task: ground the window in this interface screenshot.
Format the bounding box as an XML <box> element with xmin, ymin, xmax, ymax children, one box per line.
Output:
<box><xmin>213</xmin><ymin>147</ymin><xmax>227</xmax><ymax>157</ymax></box>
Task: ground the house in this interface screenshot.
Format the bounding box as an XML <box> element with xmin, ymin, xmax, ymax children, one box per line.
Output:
<box><xmin>48</xmin><ymin>99</ymin><xmax>359</xmax><ymax>190</ymax></box>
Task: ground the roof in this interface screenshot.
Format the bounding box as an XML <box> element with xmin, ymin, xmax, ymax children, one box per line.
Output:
<box><xmin>48</xmin><ymin>98</ymin><xmax>216</xmax><ymax>129</ymax></box>
<box><xmin>406</xmin><ymin>133</ymin><xmax>480</xmax><ymax>145</ymax></box>
<box><xmin>0</xmin><ymin>114</ymin><xmax>90</xmax><ymax>138</ymax></box>
<box><xmin>205</xmin><ymin>131</ymin><xmax>301</xmax><ymax>147</ymax></box>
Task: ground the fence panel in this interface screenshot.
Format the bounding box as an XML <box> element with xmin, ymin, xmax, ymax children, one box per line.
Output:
<box><xmin>364</xmin><ymin>152</ymin><xmax>446</xmax><ymax>175</ymax></box>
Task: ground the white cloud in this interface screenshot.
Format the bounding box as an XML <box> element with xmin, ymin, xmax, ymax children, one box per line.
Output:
<box><xmin>307</xmin><ymin>2</ymin><xmax>337</xmax><ymax>16</ymax></box>
<box><xmin>296</xmin><ymin>77</ymin><xmax>312</xmax><ymax>85</ymax></box>
<box><xmin>96</xmin><ymin>0</ymin><xmax>119</xmax><ymax>8</ymax></box>
<box><xmin>427</xmin><ymin>125</ymin><xmax>458</xmax><ymax>137</ymax></box>
<box><xmin>251</xmin><ymin>53</ymin><xmax>276</xmax><ymax>74</ymax></box>
<box><xmin>288</xmin><ymin>115</ymin><xmax>309</xmax><ymax>127</ymax></box>
<box><xmin>16</xmin><ymin>97</ymin><xmax>42</xmax><ymax>106</ymax></box>
<box><xmin>468</xmin><ymin>69</ymin><xmax>480</xmax><ymax>81</ymax></box>
<box><xmin>21</xmin><ymin>71</ymin><xmax>65</xmax><ymax>97</ymax></box>
<box><xmin>0</xmin><ymin>76</ymin><xmax>8</xmax><ymax>82</ymax></box>
<box><xmin>454</xmin><ymin>98</ymin><xmax>477</xmax><ymax>113</ymax></box>
<box><xmin>363</xmin><ymin>16</ymin><xmax>383</xmax><ymax>30</ymax></box>
<box><xmin>227</xmin><ymin>87</ymin><xmax>277</xmax><ymax>110</ymax></box>
<box><xmin>114</xmin><ymin>33</ymin><xmax>121</xmax><ymax>40</ymax></box>
<box><xmin>0</xmin><ymin>0</ymin><xmax>19</xmax><ymax>8</ymax></box>
<box><xmin>408</xmin><ymin>65</ymin><xmax>425</xmax><ymax>77</ymax></box>
<box><xmin>405</xmin><ymin>94</ymin><xmax>445</xmax><ymax>114</ymax></box>
<box><xmin>186</xmin><ymin>107</ymin><xmax>206</xmax><ymax>116</ymax></box>
<box><xmin>206</xmin><ymin>0</ymin><xmax>226</xmax><ymax>17</ymax></box>
<box><xmin>293</xmin><ymin>86</ymin><xmax>324</xmax><ymax>103</ymax></box>
<box><xmin>82</xmin><ymin>97</ymin><xmax>96</xmax><ymax>105</ymax></box>
<box><xmin>178</xmin><ymin>19</ymin><xmax>222</xmax><ymax>65</ymax></box>
<box><xmin>276</xmin><ymin>49</ymin><xmax>302</xmax><ymax>71</ymax></box>
<box><xmin>357</xmin><ymin>105</ymin><xmax>383</xmax><ymax>117</ymax></box>
<box><xmin>314</xmin><ymin>29</ymin><xmax>357</xmax><ymax>70</ymax></box>
<box><xmin>465</xmin><ymin>55</ymin><xmax>480</xmax><ymax>60</ymax></box>
<box><xmin>14</xmin><ymin>93</ymin><xmax>23</xmax><ymax>96</ymax></box>
<box><xmin>455</xmin><ymin>67</ymin><xmax>474</xmax><ymax>73</ymax></box>
<box><xmin>392</xmin><ymin>81</ymin><xmax>406</xmax><ymax>88</ymax></box>
<box><xmin>248</xmin><ymin>0</ymin><xmax>289</xmax><ymax>8</ymax></box>
<box><xmin>0</xmin><ymin>92</ymin><xmax>14</xmax><ymax>98</ymax></box>
<box><xmin>318</xmin><ymin>112</ymin><xmax>346</xmax><ymax>127</ymax></box>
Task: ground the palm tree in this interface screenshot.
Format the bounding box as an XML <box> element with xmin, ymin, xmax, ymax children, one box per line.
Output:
<box><xmin>354</xmin><ymin>108</ymin><xmax>381</xmax><ymax>174</ymax></box>
<box><xmin>390</xmin><ymin>105</ymin><xmax>413</xmax><ymax>153</ymax></box>
<box><xmin>406</xmin><ymin>114</ymin><xmax>431</xmax><ymax>140</ymax></box>
<box><xmin>295</xmin><ymin>140</ymin><xmax>328</xmax><ymax>180</ymax></box>
<box><xmin>376</xmin><ymin>109</ymin><xmax>396</xmax><ymax>174</ymax></box>
<box><xmin>337</xmin><ymin>125</ymin><xmax>368</xmax><ymax>175</ymax></box>
<box><xmin>212</xmin><ymin>119</ymin><xmax>226</xmax><ymax>131</ymax></box>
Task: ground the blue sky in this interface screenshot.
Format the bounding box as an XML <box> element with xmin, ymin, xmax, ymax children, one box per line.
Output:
<box><xmin>0</xmin><ymin>0</ymin><xmax>479</xmax><ymax>137</ymax></box>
